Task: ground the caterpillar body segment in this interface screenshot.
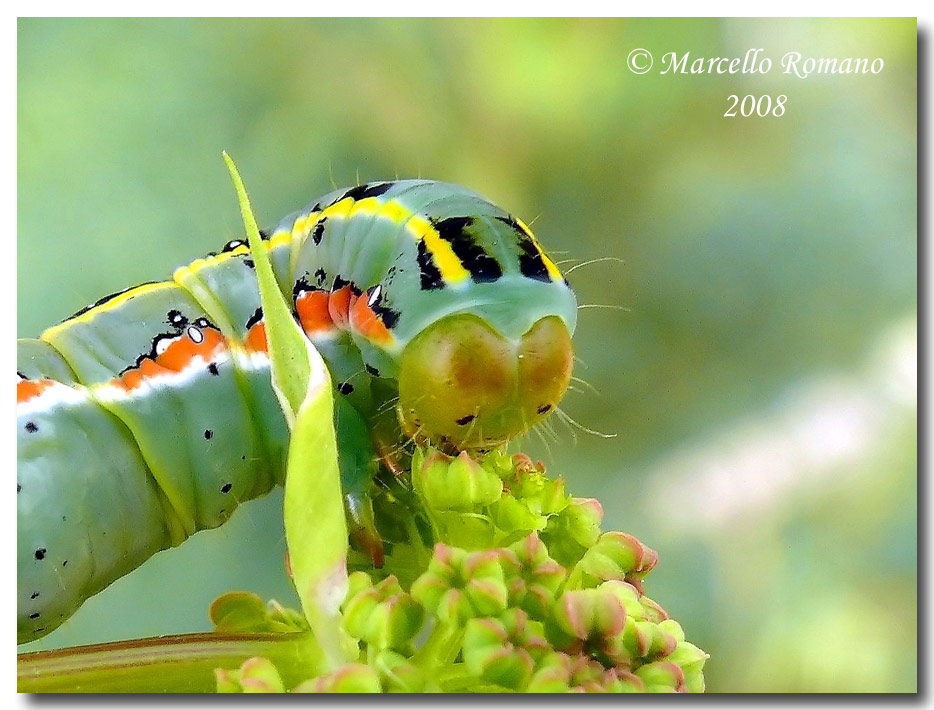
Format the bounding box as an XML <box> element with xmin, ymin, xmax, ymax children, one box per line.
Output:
<box><xmin>17</xmin><ymin>179</ymin><xmax>577</xmax><ymax>643</ymax></box>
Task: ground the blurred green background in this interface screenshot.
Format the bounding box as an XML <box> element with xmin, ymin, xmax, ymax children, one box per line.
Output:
<box><xmin>17</xmin><ymin>18</ymin><xmax>916</xmax><ymax>692</ymax></box>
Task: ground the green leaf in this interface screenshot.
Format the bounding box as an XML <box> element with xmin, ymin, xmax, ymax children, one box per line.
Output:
<box><xmin>223</xmin><ymin>151</ymin><xmax>311</xmax><ymax>427</ymax></box>
<box><xmin>224</xmin><ymin>153</ymin><xmax>351</xmax><ymax>671</ymax></box>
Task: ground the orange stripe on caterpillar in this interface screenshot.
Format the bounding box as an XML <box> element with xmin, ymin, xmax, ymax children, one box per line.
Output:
<box><xmin>16</xmin><ymin>378</ymin><xmax>57</xmax><ymax>404</ymax></box>
<box><xmin>112</xmin><ymin>327</ymin><xmax>228</xmax><ymax>392</ymax></box>
<box><xmin>349</xmin><ymin>292</ymin><xmax>395</xmax><ymax>346</ymax></box>
<box><xmin>328</xmin><ymin>285</ymin><xmax>354</xmax><ymax>330</ymax></box>
<box><xmin>295</xmin><ymin>290</ymin><xmax>334</xmax><ymax>335</ymax></box>
<box><xmin>244</xmin><ymin>321</ymin><xmax>268</xmax><ymax>354</ymax></box>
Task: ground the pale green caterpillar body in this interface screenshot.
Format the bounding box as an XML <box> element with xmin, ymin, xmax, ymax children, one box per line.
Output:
<box><xmin>17</xmin><ymin>179</ymin><xmax>577</xmax><ymax>643</ymax></box>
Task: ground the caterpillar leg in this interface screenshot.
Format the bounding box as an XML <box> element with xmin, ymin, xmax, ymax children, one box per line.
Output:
<box><xmin>334</xmin><ymin>397</ymin><xmax>383</xmax><ymax>566</ymax></box>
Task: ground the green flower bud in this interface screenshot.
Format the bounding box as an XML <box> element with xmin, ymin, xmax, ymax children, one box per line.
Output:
<box><xmin>209</xmin><ymin>592</ymin><xmax>306</xmax><ymax>634</ymax></box>
<box><xmin>646</xmin><ymin>622</ymin><xmax>679</xmax><ymax>659</ymax></box>
<box><xmin>411</xmin><ymin>544</ymin><xmax>510</xmax><ymax>624</ymax></box>
<box><xmin>214</xmin><ymin>668</ymin><xmax>241</xmax><ymax>693</ymax></box>
<box><xmin>657</xmin><ymin>618</ymin><xmax>685</xmax><ymax>642</ymax></box>
<box><xmin>293</xmin><ymin>664</ymin><xmax>382</xmax><ymax>693</ymax></box>
<box><xmin>666</xmin><ymin>641</ymin><xmax>709</xmax><ymax>693</ymax></box>
<box><xmin>601</xmin><ymin>580</ymin><xmax>647</xmax><ymax>621</ymax></box>
<box><xmin>526</xmin><ymin>652</ymin><xmax>606</xmax><ymax>693</ymax></box>
<box><xmin>620</xmin><ymin>617</ymin><xmax>678</xmax><ymax>662</ymax></box>
<box><xmin>506</xmin><ymin>457</ymin><xmax>569</xmax><ymax>516</ymax></box>
<box><xmin>214</xmin><ymin>657</ymin><xmax>285</xmax><ymax>693</ymax></box>
<box><xmin>342</xmin><ymin>574</ymin><xmax>425</xmax><ymax>651</ymax></box>
<box><xmin>620</xmin><ymin>616</ymin><xmax>651</xmax><ymax>660</ymax></box>
<box><xmin>564</xmin><ymin>653</ymin><xmax>613</xmax><ymax>692</ymax></box>
<box><xmin>540</xmin><ymin>498</ymin><xmax>603</xmax><ymax>567</ymax></box>
<box><xmin>481</xmin><ymin>449</ymin><xmax>515</xmax><ymax>480</ymax></box>
<box><xmin>603</xmin><ymin>669</ymin><xmax>646</xmax><ymax>693</ymax></box>
<box><xmin>505</xmin><ymin>534</ymin><xmax>567</xmax><ymax>620</ymax></box>
<box><xmin>574</xmin><ymin>532</ymin><xmax>658</xmax><ymax>590</ymax></box>
<box><xmin>433</xmin><ymin>509</ymin><xmax>497</xmax><ymax>549</ymax></box>
<box><xmin>345</xmin><ymin>570</ymin><xmax>374</xmax><ymax>600</ymax></box>
<box><xmin>525</xmin><ymin>664</ymin><xmax>573</xmax><ymax>693</ymax></box>
<box><xmin>417</xmin><ymin>450</ymin><xmax>503</xmax><ymax>512</ymax></box>
<box><xmin>550</xmin><ymin>586</ymin><xmax>627</xmax><ymax>662</ymax></box>
<box><xmin>239</xmin><ymin>657</ymin><xmax>286</xmax><ymax>693</ymax></box>
<box><xmin>463</xmin><ymin>609</ymin><xmax>549</xmax><ymax>690</ymax></box>
<box><xmin>489</xmin><ymin>493</ymin><xmax>548</xmax><ymax>534</ymax></box>
<box><xmin>373</xmin><ymin>649</ymin><xmax>427</xmax><ymax>693</ymax></box>
<box><xmin>634</xmin><ymin>660</ymin><xmax>686</xmax><ymax>693</ymax></box>
<box><xmin>529</xmin><ymin>653</ymin><xmax>650</xmax><ymax>693</ymax></box>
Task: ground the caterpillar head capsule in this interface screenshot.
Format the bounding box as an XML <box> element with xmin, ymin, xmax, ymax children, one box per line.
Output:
<box><xmin>397</xmin><ymin>314</ymin><xmax>573</xmax><ymax>450</ymax></box>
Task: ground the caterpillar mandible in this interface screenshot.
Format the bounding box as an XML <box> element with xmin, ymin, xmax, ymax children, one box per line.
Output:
<box><xmin>17</xmin><ymin>179</ymin><xmax>577</xmax><ymax>644</ymax></box>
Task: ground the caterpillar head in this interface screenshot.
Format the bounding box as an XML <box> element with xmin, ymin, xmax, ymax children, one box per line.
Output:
<box><xmin>397</xmin><ymin>314</ymin><xmax>573</xmax><ymax>450</ymax></box>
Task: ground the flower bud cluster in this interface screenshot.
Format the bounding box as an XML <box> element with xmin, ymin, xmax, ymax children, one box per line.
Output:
<box><xmin>214</xmin><ymin>448</ymin><xmax>707</xmax><ymax>693</ymax></box>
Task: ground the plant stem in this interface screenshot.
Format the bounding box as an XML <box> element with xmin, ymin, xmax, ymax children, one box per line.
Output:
<box><xmin>17</xmin><ymin>631</ymin><xmax>325</xmax><ymax>693</ymax></box>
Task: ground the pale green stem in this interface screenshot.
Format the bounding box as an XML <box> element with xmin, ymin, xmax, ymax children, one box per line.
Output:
<box><xmin>17</xmin><ymin>631</ymin><xmax>325</xmax><ymax>693</ymax></box>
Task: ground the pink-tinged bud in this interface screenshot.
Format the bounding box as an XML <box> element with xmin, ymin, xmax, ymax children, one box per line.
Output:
<box><xmin>463</xmin><ymin>609</ymin><xmax>549</xmax><ymax>690</ymax></box>
<box><xmin>565</xmin><ymin>653</ymin><xmax>611</xmax><ymax>691</ymax></box>
<box><xmin>657</xmin><ymin>618</ymin><xmax>685</xmax><ymax>642</ymax></box>
<box><xmin>526</xmin><ymin>664</ymin><xmax>572</xmax><ymax>693</ymax></box>
<box><xmin>372</xmin><ymin>650</ymin><xmax>427</xmax><ymax>693</ymax></box>
<box><xmin>511</xmin><ymin>453</ymin><xmax>543</xmax><ymax>475</ymax></box>
<box><xmin>342</xmin><ymin>574</ymin><xmax>425</xmax><ymax>651</ymax></box>
<box><xmin>411</xmin><ymin>544</ymin><xmax>510</xmax><ymax>624</ymax></box>
<box><xmin>634</xmin><ymin>661</ymin><xmax>687</xmax><ymax>692</ymax></box>
<box><xmin>240</xmin><ymin>657</ymin><xmax>286</xmax><ymax>693</ymax></box>
<box><xmin>214</xmin><ymin>668</ymin><xmax>240</xmax><ymax>693</ymax></box>
<box><xmin>418</xmin><ymin>450</ymin><xmax>503</xmax><ymax>512</ymax></box>
<box><xmin>506</xmin><ymin>534</ymin><xmax>567</xmax><ymax>620</ymax></box>
<box><xmin>214</xmin><ymin>657</ymin><xmax>285</xmax><ymax>693</ymax></box>
<box><xmin>507</xmin><ymin>459</ymin><xmax>568</xmax><ymax>512</ymax></box>
<box><xmin>293</xmin><ymin>664</ymin><xmax>382</xmax><ymax>693</ymax></box>
<box><xmin>667</xmin><ymin>641</ymin><xmax>709</xmax><ymax>693</ymax></box>
<box><xmin>541</xmin><ymin>498</ymin><xmax>603</xmax><ymax>567</ymax></box>
<box><xmin>620</xmin><ymin>617</ymin><xmax>677</xmax><ymax>662</ymax></box>
<box><xmin>621</xmin><ymin>616</ymin><xmax>651</xmax><ymax>659</ymax></box>
<box><xmin>536</xmin><ymin>477</ymin><xmax>569</xmax><ymax>516</ymax></box>
<box><xmin>599</xmin><ymin>580</ymin><xmax>645</xmax><ymax>620</ymax></box>
<box><xmin>604</xmin><ymin>669</ymin><xmax>646</xmax><ymax>693</ymax></box>
<box><xmin>647</xmin><ymin>623</ymin><xmax>679</xmax><ymax>659</ymax></box>
<box><xmin>551</xmin><ymin>587</ymin><xmax>627</xmax><ymax>660</ymax></box>
<box><xmin>638</xmin><ymin>595</ymin><xmax>670</xmax><ymax>624</ymax></box>
<box><xmin>576</xmin><ymin>532</ymin><xmax>657</xmax><ymax>589</ymax></box>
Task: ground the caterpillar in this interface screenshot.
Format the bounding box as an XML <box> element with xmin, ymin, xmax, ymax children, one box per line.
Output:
<box><xmin>17</xmin><ymin>179</ymin><xmax>577</xmax><ymax>644</ymax></box>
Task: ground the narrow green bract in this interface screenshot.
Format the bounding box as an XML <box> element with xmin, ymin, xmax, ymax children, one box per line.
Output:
<box><xmin>227</xmin><ymin>154</ymin><xmax>351</xmax><ymax>670</ymax></box>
